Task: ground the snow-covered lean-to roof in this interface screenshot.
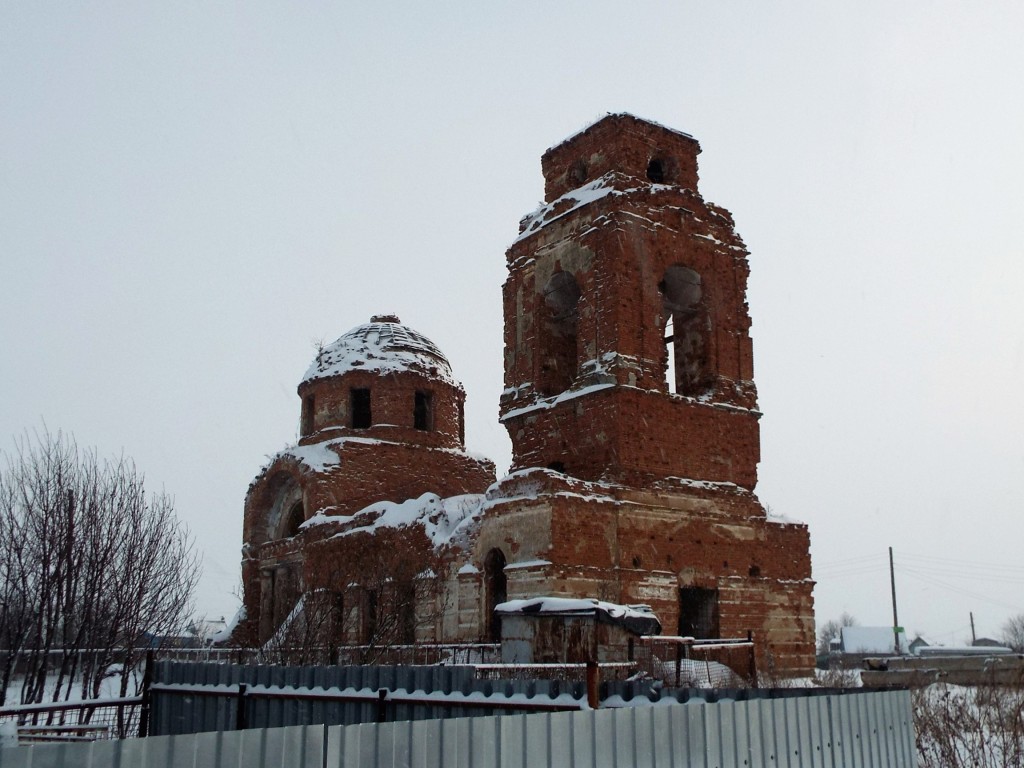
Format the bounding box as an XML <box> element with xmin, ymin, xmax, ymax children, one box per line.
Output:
<box><xmin>301</xmin><ymin>491</ymin><xmax>486</xmax><ymax>549</ymax></box>
<box><xmin>301</xmin><ymin>314</ymin><xmax>457</xmax><ymax>387</ymax></box>
<box><xmin>495</xmin><ymin>597</ymin><xmax>662</xmax><ymax>636</ymax></box>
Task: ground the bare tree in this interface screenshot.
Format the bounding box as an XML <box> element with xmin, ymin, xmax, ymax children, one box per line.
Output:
<box><xmin>816</xmin><ymin>612</ymin><xmax>858</xmax><ymax>656</ymax></box>
<box><xmin>914</xmin><ymin>675</ymin><xmax>1024</xmax><ymax>767</ymax></box>
<box><xmin>0</xmin><ymin>428</ymin><xmax>199</xmax><ymax>706</ymax></box>
<box><xmin>1001</xmin><ymin>614</ymin><xmax>1024</xmax><ymax>653</ymax></box>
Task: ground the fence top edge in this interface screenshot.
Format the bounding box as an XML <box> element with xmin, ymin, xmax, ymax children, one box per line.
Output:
<box><xmin>0</xmin><ymin>696</ymin><xmax>143</xmax><ymax>716</ymax></box>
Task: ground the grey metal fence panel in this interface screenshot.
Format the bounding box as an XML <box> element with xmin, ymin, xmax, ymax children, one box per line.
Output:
<box><xmin>0</xmin><ymin>725</ymin><xmax>325</xmax><ymax>768</ymax></box>
<box><xmin>826</xmin><ymin>689</ymin><xmax>917</xmax><ymax>768</ymax></box>
<box><xmin>0</xmin><ymin>692</ymin><xmax>918</xmax><ymax>768</ymax></box>
<box><xmin>320</xmin><ymin>693</ymin><xmax>917</xmax><ymax>768</ymax></box>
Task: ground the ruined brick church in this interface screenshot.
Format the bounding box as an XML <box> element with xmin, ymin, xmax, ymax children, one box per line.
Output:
<box><xmin>238</xmin><ymin>114</ymin><xmax>815</xmax><ymax>672</ymax></box>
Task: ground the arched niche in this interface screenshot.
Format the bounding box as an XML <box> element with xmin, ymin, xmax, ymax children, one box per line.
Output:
<box><xmin>263</xmin><ymin>473</ymin><xmax>305</xmax><ymax>542</ymax></box>
<box><xmin>484</xmin><ymin>548</ymin><xmax>508</xmax><ymax>643</ymax></box>
<box><xmin>537</xmin><ymin>271</ymin><xmax>580</xmax><ymax>396</ymax></box>
<box><xmin>281</xmin><ymin>500</ymin><xmax>305</xmax><ymax>539</ymax></box>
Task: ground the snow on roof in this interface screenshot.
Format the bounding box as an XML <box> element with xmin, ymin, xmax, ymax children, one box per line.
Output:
<box><xmin>282</xmin><ymin>440</ymin><xmax>343</xmax><ymax>473</ymax></box>
<box><xmin>210</xmin><ymin>606</ymin><xmax>245</xmax><ymax>645</ymax></box>
<box><xmin>301</xmin><ymin>315</ymin><xmax>457</xmax><ymax>388</ymax></box>
<box><xmin>495</xmin><ymin>596</ymin><xmax>662</xmax><ymax>636</ymax></box>
<box><xmin>499</xmin><ymin>380</ymin><xmax>616</xmax><ymax>420</ymax></box>
<box><xmin>841</xmin><ymin>626</ymin><xmax>910</xmax><ymax>655</ymax></box>
<box><xmin>549</xmin><ymin>112</ymin><xmax>697</xmax><ymax>153</ymax></box>
<box><xmin>301</xmin><ymin>491</ymin><xmax>486</xmax><ymax>549</ymax></box>
<box><xmin>915</xmin><ymin>644</ymin><xmax>1014</xmax><ymax>657</ymax></box>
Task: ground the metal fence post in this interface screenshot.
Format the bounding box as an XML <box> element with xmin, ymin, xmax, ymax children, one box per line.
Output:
<box><xmin>746</xmin><ymin>630</ymin><xmax>758</xmax><ymax>686</ymax></box>
<box><xmin>376</xmin><ymin>689</ymin><xmax>388</xmax><ymax>722</ymax></box>
<box><xmin>138</xmin><ymin>649</ymin><xmax>154</xmax><ymax>738</ymax></box>
<box><xmin>235</xmin><ymin>683</ymin><xmax>248</xmax><ymax>730</ymax></box>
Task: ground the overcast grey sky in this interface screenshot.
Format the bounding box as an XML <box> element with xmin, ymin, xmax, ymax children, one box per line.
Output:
<box><xmin>3</xmin><ymin>2</ymin><xmax>1022</xmax><ymax>644</ymax></box>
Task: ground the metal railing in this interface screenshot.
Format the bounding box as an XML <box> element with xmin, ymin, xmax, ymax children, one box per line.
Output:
<box><xmin>632</xmin><ymin>634</ymin><xmax>757</xmax><ymax>685</ymax></box>
<box><xmin>0</xmin><ymin>696</ymin><xmax>144</xmax><ymax>742</ymax></box>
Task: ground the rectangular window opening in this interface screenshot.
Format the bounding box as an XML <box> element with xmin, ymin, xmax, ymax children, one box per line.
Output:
<box><xmin>665</xmin><ymin>315</ymin><xmax>678</xmax><ymax>394</ymax></box>
<box><xmin>414</xmin><ymin>390</ymin><xmax>433</xmax><ymax>431</ymax></box>
<box><xmin>301</xmin><ymin>394</ymin><xmax>315</xmax><ymax>436</ymax></box>
<box><xmin>678</xmin><ymin>587</ymin><xmax>720</xmax><ymax>639</ymax></box>
<box><xmin>351</xmin><ymin>388</ymin><xmax>372</xmax><ymax>429</ymax></box>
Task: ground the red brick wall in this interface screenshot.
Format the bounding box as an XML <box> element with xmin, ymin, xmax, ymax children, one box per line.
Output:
<box><xmin>542</xmin><ymin>113</ymin><xmax>701</xmax><ymax>201</ymax></box>
<box><xmin>501</xmin><ymin>173</ymin><xmax>759</xmax><ymax>487</ymax></box>
<box><xmin>239</xmin><ymin>362</ymin><xmax>495</xmax><ymax>645</ymax></box>
<box><xmin>477</xmin><ymin>482</ymin><xmax>815</xmax><ymax>672</ymax></box>
<box><xmin>298</xmin><ymin>370</ymin><xmax>466</xmax><ymax>451</ymax></box>
<box><xmin>504</xmin><ymin>387</ymin><xmax>760</xmax><ymax>488</ymax></box>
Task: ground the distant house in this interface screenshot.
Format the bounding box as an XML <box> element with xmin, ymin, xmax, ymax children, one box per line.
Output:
<box><xmin>972</xmin><ymin>637</ymin><xmax>1003</xmax><ymax>647</ymax></box>
<box><xmin>839</xmin><ymin>626</ymin><xmax>909</xmax><ymax>656</ymax></box>
<box><xmin>908</xmin><ymin>635</ymin><xmax>930</xmax><ymax>654</ymax></box>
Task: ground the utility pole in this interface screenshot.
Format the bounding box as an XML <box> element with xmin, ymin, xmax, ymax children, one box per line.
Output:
<box><xmin>889</xmin><ymin>547</ymin><xmax>901</xmax><ymax>654</ymax></box>
<box><xmin>970</xmin><ymin>612</ymin><xmax>976</xmax><ymax>644</ymax></box>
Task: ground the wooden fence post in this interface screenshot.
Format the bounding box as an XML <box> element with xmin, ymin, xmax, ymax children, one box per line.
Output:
<box><xmin>586</xmin><ymin>662</ymin><xmax>600</xmax><ymax>709</ymax></box>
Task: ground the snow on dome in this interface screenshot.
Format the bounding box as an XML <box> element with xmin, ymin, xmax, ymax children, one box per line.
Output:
<box><xmin>302</xmin><ymin>316</ymin><xmax>457</xmax><ymax>387</ymax></box>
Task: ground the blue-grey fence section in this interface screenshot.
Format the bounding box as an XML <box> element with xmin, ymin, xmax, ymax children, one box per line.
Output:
<box><xmin>149</xmin><ymin>660</ymin><xmax>897</xmax><ymax>738</ymax></box>
<box><xmin>0</xmin><ymin>690</ymin><xmax>917</xmax><ymax>768</ymax></box>
<box><xmin>149</xmin><ymin>661</ymin><xmax>588</xmax><ymax>735</ymax></box>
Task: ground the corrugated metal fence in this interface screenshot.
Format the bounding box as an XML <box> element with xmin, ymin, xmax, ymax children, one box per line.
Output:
<box><xmin>147</xmin><ymin>661</ymin><xmax>895</xmax><ymax>737</ymax></box>
<box><xmin>148</xmin><ymin>661</ymin><xmax>590</xmax><ymax>735</ymax></box>
<box><xmin>0</xmin><ymin>689</ymin><xmax>917</xmax><ymax>767</ymax></box>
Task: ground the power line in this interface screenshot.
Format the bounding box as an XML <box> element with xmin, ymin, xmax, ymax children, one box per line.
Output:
<box><xmin>895</xmin><ymin>564</ymin><xmax>1024</xmax><ymax>615</ymax></box>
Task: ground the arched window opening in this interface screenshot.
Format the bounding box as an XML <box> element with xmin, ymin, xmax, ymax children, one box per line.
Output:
<box><xmin>659</xmin><ymin>265</ymin><xmax>710</xmax><ymax>396</ymax></box>
<box><xmin>282</xmin><ymin>501</ymin><xmax>304</xmax><ymax>539</ymax></box>
<box><xmin>646</xmin><ymin>158</ymin><xmax>666</xmax><ymax>183</ymax></box>
<box><xmin>361</xmin><ymin>590</ymin><xmax>378</xmax><ymax>644</ymax></box>
<box><xmin>301</xmin><ymin>394</ymin><xmax>315</xmax><ymax>437</ymax></box>
<box><xmin>537</xmin><ymin>272</ymin><xmax>580</xmax><ymax>396</ymax></box>
<box><xmin>484</xmin><ymin>548</ymin><xmax>508</xmax><ymax>643</ymax></box>
<box><xmin>264</xmin><ymin>473</ymin><xmax>302</xmax><ymax>546</ymax></box>
<box><xmin>398</xmin><ymin>583</ymin><xmax>416</xmax><ymax>643</ymax></box>
<box><xmin>664</xmin><ymin>315</ymin><xmax>677</xmax><ymax>394</ymax></box>
<box><xmin>414</xmin><ymin>390</ymin><xmax>433</xmax><ymax>431</ymax></box>
<box><xmin>329</xmin><ymin>591</ymin><xmax>345</xmax><ymax>644</ymax></box>
<box><xmin>351</xmin><ymin>388</ymin><xmax>371</xmax><ymax>428</ymax></box>
<box><xmin>569</xmin><ymin>159</ymin><xmax>587</xmax><ymax>186</ymax></box>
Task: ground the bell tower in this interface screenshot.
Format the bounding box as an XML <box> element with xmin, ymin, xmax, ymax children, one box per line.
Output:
<box><xmin>474</xmin><ymin>114</ymin><xmax>815</xmax><ymax>673</ymax></box>
<box><xmin>500</xmin><ymin>113</ymin><xmax>760</xmax><ymax>489</ymax></box>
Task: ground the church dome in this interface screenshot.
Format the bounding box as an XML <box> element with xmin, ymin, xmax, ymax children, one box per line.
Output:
<box><xmin>301</xmin><ymin>315</ymin><xmax>457</xmax><ymax>387</ymax></box>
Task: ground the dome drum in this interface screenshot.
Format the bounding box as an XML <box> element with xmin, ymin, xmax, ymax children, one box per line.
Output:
<box><xmin>295</xmin><ymin>317</ymin><xmax>468</xmax><ymax>449</ymax></box>
<box><xmin>297</xmin><ymin>369</ymin><xmax>465</xmax><ymax>448</ymax></box>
